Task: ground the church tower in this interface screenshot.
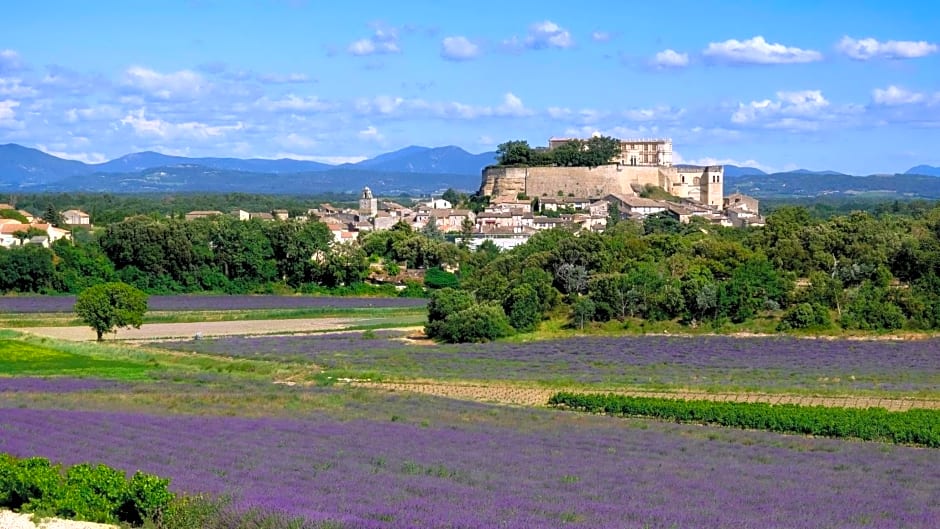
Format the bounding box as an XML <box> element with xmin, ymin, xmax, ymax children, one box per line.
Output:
<box><xmin>359</xmin><ymin>186</ymin><xmax>377</xmax><ymax>218</ymax></box>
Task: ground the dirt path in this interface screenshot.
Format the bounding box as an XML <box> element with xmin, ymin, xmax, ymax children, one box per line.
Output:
<box><xmin>351</xmin><ymin>381</ymin><xmax>940</xmax><ymax>411</ymax></box>
<box><xmin>24</xmin><ymin>318</ymin><xmax>361</xmax><ymax>341</ymax></box>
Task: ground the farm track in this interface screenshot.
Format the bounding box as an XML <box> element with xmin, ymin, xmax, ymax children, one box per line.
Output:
<box><xmin>351</xmin><ymin>381</ymin><xmax>940</xmax><ymax>411</ymax></box>
<box><xmin>24</xmin><ymin>318</ymin><xmax>361</xmax><ymax>341</ymax></box>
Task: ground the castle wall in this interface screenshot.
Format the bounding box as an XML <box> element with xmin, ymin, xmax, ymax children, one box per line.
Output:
<box><xmin>481</xmin><ymin>163</ymin><xmax>723</xmax><ymax>206</ymax></box>
<box><xmin>481</xmin><ymin>165</ymin><xmax>680</xmax><ymax>199</ymax></box>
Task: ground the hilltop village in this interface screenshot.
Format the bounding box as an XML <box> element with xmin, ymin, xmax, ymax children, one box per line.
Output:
<box><xmin>290</xmin><ymin>136</ymin><xmax>763</xmax><ymax>249</ymax></box>
<box><xmin>0</xmin><ymin>136</ymin><xmax>762</xmax><ymax>252</ymax></box>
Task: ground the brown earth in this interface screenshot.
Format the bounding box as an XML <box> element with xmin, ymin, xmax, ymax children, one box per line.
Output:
<box><xmin>351</xmin><ymin>381</ymin><xmax>940</xmax><ymax>411</ymax></box>
<box><xmin>24</xmin><ymin>318</ymin><xmax>360</xmax><ymax>341</ymax></box>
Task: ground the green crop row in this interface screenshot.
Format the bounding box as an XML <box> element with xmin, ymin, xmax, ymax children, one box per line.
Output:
<box><xmin>0</xmin><ymin>454</ymin><xmax>174</xmax><ymax>526</ymax></box>
<box><xmin>548</xmin><ymin>392</ymin><xmax>940</xmax><ymax>447</ymax></box>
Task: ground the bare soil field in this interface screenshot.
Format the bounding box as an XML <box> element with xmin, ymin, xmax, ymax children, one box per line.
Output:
<box><xmin>24</xmin><ymin>317</ymin><xmax>359</xmax><ymax>341</ymax></box>
<box><xmin>0</xmin><ymin>510</ymin><xmax>114</xmax><ymax>529</ymax></box>
<box><xmin>352</xmin><ymin>381</ymin><xmax>940</xmax><ymax>411</ymax></box>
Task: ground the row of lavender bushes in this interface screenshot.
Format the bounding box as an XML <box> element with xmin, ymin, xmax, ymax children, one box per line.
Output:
<box><xmin>548</xmin><ymin>393</ymin><xmax>940</xmax><ymax>447</ymax></box>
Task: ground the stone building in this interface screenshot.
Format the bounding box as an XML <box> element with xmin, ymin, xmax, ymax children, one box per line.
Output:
<box><xmin>359</xmin><ymin>187</ymin><xmax>377</xmax><ymax>218</ymax></box>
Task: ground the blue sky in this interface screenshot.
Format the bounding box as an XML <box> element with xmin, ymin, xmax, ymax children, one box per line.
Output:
<box><xmin>0</xmin><ymin>0</ymin><xmax>938</xmax><ymax>173</ymax></box>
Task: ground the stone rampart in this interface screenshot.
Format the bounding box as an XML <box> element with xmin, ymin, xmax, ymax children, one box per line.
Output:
<box><xmin>479</xmin><ymin>164</ymin><xmax>676</xmax><ymax>200</ymax></box>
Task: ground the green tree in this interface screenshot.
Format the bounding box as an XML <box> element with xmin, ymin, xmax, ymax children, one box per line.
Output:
<box><xmin>570</xmin><ymin>296</ymin><xmax>595</xmax><ymax>330</ymax></box>
<box><xmin>41</xmin><ymin>204</ymin><xmax>64</xmax><ymax>227</ymax></box>
<box><xmin>74</xmin><ymin>282</ymin><xmax>149</xmax><ymax>341</ymax></box>
<box><xmin>496</xmin><ymin>140</ymin><xmax>532</xmax><ymax>166</ymax></box>
<box><xmin>505</xmin><ymin>283</ymin><xmax>541</xmax><ymax>332</ymax></box>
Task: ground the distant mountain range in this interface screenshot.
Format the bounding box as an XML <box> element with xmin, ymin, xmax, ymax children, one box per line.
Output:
<box><xmin>2</xmin><ymin>142</ymin><xmax>940</xmax><ymax>198</ymax></box>
<box><xmin>0</xmin><ymin>143</ymin><xmax>498</xmax><ymax>195</ymax></box>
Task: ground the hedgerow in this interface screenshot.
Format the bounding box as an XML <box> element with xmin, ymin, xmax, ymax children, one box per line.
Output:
<box><xmin>0</xmin><ymin>454</ymin><xmax>173</xmax><ymax>526</ymax></box>
<box><xmin>548</xmin><ymin>392</ymin><xmax>940</xmax><ymax>447</ymax></box>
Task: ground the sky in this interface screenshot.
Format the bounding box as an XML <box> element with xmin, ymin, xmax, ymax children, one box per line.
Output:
<box><xmin>0</xmin><ymin>0</ymin><xmax>938</xmax><ymax>174</ymax></box>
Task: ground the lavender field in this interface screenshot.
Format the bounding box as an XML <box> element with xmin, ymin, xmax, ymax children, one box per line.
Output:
<box><xmin>0</xmin><ymin>392</ymin><xmax>937</xmax><ymax>529</ymax></box>
<box><xmin>0</xmin><ymin>295</ymin><xmax>427</xmax><ymax>313</ymax></box>
<box><xmin>154</xmin><ymin>333</ymin><xmax>940</xmax><ymax>393</ymax></box>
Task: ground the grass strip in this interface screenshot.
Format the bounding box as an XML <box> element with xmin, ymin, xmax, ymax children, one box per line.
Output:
<box><xmin>549</xmin><ymin>392</ymin><xmax>940</xmax><ymax>447</ymax></box>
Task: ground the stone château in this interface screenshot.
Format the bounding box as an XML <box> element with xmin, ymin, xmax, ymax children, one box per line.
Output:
<box><xmin>480</xmin><ymin>137</ymin><xmax>723</xmax><ymax>207</ymax></box>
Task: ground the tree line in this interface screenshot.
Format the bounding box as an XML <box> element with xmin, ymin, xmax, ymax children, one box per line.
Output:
<box><xmin>495</xmin><ymin>136</ymin><xmax>621</xmax><ymax>168</ymax></box>
<box><xmin>6</xmin><ymin>200</ymin><xmax>940</xmax><ymax>340</ymax></box>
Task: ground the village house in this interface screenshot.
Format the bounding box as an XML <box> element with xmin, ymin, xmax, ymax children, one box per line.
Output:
<box><xmin>184</xmin><ymin>210</ymin><xmax>224</xmax><ymax>221</ymax></box>
<box><xmin>61</xmin><ymin>209</ymin><xmax>91</xmax><ymax>226</ymax></box>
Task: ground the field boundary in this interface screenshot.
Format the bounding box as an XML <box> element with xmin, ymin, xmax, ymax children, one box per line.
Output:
<box><xmin>350</xmin><ymin>381</ymin><xmax>940</xmax><ymax>411</ymax></box>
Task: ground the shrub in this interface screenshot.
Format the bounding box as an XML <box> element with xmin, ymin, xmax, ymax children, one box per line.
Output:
<box><xmin>436</xmin><ymin>304</ymin><xmax>514</xmax><ymax>343</ymax></box>
<box><xmin>424</xmin><ymin>266</ymin><xmax>459</xmax><ymax>289</ymax></box>
<box><xmin>0</xmin><ymin>454</ymin><xmax>174</xmax><ymax>526</ymax></box>
<box><xmin>778</xmin><ymin>302</ymin><xmax>831</xmax><ymax>331</ymax></box>
<box><xmin>425</xmin><ymin>288</ymin><xmax>474</xmax><ymax>339</ymax></box>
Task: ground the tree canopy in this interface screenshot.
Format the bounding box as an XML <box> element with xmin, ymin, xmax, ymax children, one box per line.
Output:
<box><xmin>74</xmin><ymin>282</ymin><xmax>149</xmax><ymax>341</ymax></box>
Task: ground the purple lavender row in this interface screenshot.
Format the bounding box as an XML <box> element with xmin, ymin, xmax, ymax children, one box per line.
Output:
<box><xmin>155</xmin><ymin>334</ymin><xmax>940</xmax><ymax>390</ymax></box>
<box><xmin>0</xmin><ymin>377</ymin><xmax>127</xmax><ymax>393</ymax></box>
<box><xmin>0</xmin><ymin>295</ymin><xmax>427</xmax><ymax>313</ymax></box>
<box><xmin>0</xmin><ymin>406</ymin><xmax>935</xmax><ymax>528</ymax></box>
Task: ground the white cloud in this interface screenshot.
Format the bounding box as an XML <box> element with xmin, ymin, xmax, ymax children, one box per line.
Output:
<box><xmin>703</xmin><ymin>36</ymin><xmax>822</xmax><ymax>65</ymax></box>
<box><xmin>504</xmin><ymin>20</ymin><xmax>574</xmax><ymax>51</ymax></box>
<box><xmin>0</xmin><ymin>99</ymin><xmax>20</xmax><ymax>127</ymax></box>
<box><xmin>674</xmin><ymin>152</ymin><xmax>774</xmax><ymax>172</ymax></box>
<box><xmin>0</xmin><ymin>49</ymin><xmax>23</xmax><ymax>72</ymax></box>
<box><xmin>591</xmin><ymin>31</ymin><xmax>611</xmax><ymax>42</ymax></box>
<box><xmin>650</xmin><ymin>49</ymin><xmax>689</xmax><ymax>69</ymax></box>
<box><xmin>441</xmin><ymin>36</ymin><xmax>481</xmax><ymax>61</ymax></box>
<box><xmin>837</xmin><ymin>36</ymin><xmax>938</xmax><ymax>60</ymax></box>
<box><xmin>348</xmin><ymin>24</ymin><xmax>401</xmax><ymax>56</ymax></box>
<box><xmin>257</xmin><ymin>72</ymin><xmax>311</xmax><ymax>84</ymax></box>
<box><xmin>255</xmin><ymin>94</ymin><xmax>332</xmax><ymax>112</ymax></box>
<box><xmin>0</xmin><ymin>78</ymin><xmax>37</xmax><ymax>98</ymax></box>
<box><xmin>123</xmin><ymin>66</ymin><xmax>209</xmax><ymax>100</ymax></box>
<box><xmin>278</xmin><ymin>132</ymin><xmax>319</xmax><ymax>150</ymax></box>
<box><xmin>65</xmin><ymin>105</ymin><xmax>121</xmax><ymax>123</ymax></box>
<box><xmin>872</xmin><ymin>86</ymin><xmax>926</xmax><ymax>106</ymax></box>
<box><xmin>732</xmin><ymin>90</ymin><xmax>838</xmax><ymax>129</ymax></box>
<box><xmin>36</xmin><ymin>146</ymin><xmax>108</xmax><ymax>164</ymax></box>
<box><xmin>354</xmin><ymin>92</ymin><xmax>532</xmax><ymax>120</ymax></box>
<box><xmin>120</xmin><ymin>108</ymin><xmax>244</xmax><ymax>140</ymax></box>
<box><xmin>275</xmin><ymin>153</ymin><xmax>367</xmax><ymax>164</ymax></box>
<box><xmin>358</xmin><ymin>125</ymin><xmax>384</xmax><ymax>142</ymax></box>
<box><xmin>624</xmin><ymin>106</ymin><xmax>685</xmax><ymax>122</ymax></box>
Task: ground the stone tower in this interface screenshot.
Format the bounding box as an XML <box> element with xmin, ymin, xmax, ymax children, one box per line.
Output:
<box><xmin>359</xmin><ymin>186</ymin><xmax>377</xmax><ymax>217</ymax></box>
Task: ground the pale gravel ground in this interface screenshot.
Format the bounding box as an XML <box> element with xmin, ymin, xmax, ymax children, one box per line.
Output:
<box><xmin>0</xmin><ymin>511</ymin><xmax>115</xmax><ymax>529</ymax></box>
<box><xmin>23</xmin><ymin>317</ymin><xmax>358</xmax><ymax>341</ymax></box>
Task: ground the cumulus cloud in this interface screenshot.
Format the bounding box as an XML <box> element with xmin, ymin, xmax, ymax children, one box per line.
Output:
<box><xmin>36</xmin><ymin>146</ymin><xmax>108</xmax><ymax>164</ymax></box>
<box><xmin>0</xmin><ymin>78</ymin><xmax>38</xmax><ymax>98</ymax></box>
<box><xmin>504</xmin><ymin>20</ymin><xmax>574</xmax><ymax>51</ymax></box>
<box><xmin>674</xmin><ymin>153</ymin><xmax>773</xmax><ymax>173</ymax></box>
<box><xmin>64</xmin><ymin>105</ymin><xmax>121</xmax><ymax>123</ymax></box>
<box><xmin>123</xmin><ymin>66</ymin><xmax>209</xmax><ymax>100</ymax></box>
<box><xmin>703</xmin><ymin>36</ymin><xmax>822</xmax><ymax>65</ymax></box>
<box><xmin>348</xmin><ymin>24</ymin><xmax>401</xmax><ymax>56</ymax></box>
<box><xmin>354</xmin><ymin>92</ymin><xmax>532</xmax><ymax>120</ymax></box>
<box><xmin>624</xmin><ymin>106</ymin><xmax>685</xmax><ymax>122</ymax></box>
<box><xmin>872</xmin><ymin>86</ymin><xmax>926</xmax><ymax>106</ymax></box>
<box><xmin>837</xmin><ymin>36</ymin><xmax>938</xmax><ymax>60</ymax></box>
<box><xmin>357</xmin><ymin>125</ymin><xmax>384</xmax><ymax>142</ymax></box>
<box><xmin>257</xmin><ymin>72</ymin><xmax>311</xmax><ymax>84</ymax></box>
<box><xmin>0</xmin><ymin>49</ymin><xmax>24</xmax><ymax>73</ymax></box>
<box><xmin>440</xmin><ymin>36</ymin><xmax>481</xmax><ymax>61</ymax></box>
<box><xmin>0</xmin><ymin>99</ymin><xmax>21</xmax><ymax>127</ymax></box>
<box><xmin>650</xmin><ymin>49</ymin><xmax>689</xmax><ymax>69</ymax></box>
<box><xmin>255</xmin><ymin>94</ymin><xmax>332</xmax><ymax>112</ymax></box>
<box><xmin>591</xmin><ymin>31</ymin><xmax>612</xmax><ymax>42</ymax></box>
<box><xmin>120</xmin><ymin>108</ymin><xmax>244</xmax><ymax>140</ymax></box>
<box><xmin>730</xmin><ymin>90</ymin><xmax>852</xmax><ymax>131</ymax></box>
